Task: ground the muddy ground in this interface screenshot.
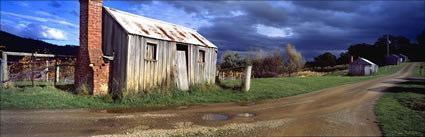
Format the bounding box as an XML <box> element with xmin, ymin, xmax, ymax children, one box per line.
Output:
<box><xmin>0</xmin><ymin>63</ymin><xmax>417</xmax><ymax>137</ymax></box>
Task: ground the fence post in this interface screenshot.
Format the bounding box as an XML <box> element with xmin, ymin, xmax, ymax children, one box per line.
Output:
<box><xmin>56</xmin><ymin>65</ymin><xmax>60</xmax><ymax>83</ymax></box>
<box><xmin>31</xmin><ymin>53</ymin><xmax>34</xmax><ymax>87</ymax></box>
<box><xmin>2</xmin><ymin>52</ymin><xmax>7</xmax><ymax>86</ymax></box>
<box><xmin>54</xmin><ymin>61</ymin><xmax>59</xmax><ymax>86</ymax></box>
<box><xmin>46</xmin><ymin>60</ymin><xmax>49</xmax><ymax>82</ymax></box>
<box><xmin>242</xmin><ymin>65</ymin><xmax>252</xmax><ymax>92</ymax></box>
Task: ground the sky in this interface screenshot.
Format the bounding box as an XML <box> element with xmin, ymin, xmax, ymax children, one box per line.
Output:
<box><xmin>1</xmin><ymin>0</ymin><xmax>424</xmax><ymax>61</ymax></box>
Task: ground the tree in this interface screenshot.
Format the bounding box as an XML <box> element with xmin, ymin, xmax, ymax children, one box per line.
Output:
<box><xmin>252</xmin><ymin>49</ymin><xmax>263</xmax><ymax>77</ymax></box>
<box><xmin>285</xmin><ymin>44</ymin><xmax>305</xmax><ymax>77</ymax></box>
<box><xmin>347</xmin><ymin>43</ymin><xmax>384</xmax><ymax>65</ymax></box>
<box><xmin>262</xmin><ymin>47</ymin><xmax>285</xmax><ymax>77</ymax></box>
<box><xmin>336</xmin><ymin>52</ymin><xmax>350</xmax><ymax>65</ymax></box>
<box><xmin>219</xmin><ymin>50</ymin><xmax>244</xmax><ymax>70</ymax></box>
<box><xmin>418</xmin><ymin>30</ymin><xmax>425</xmax><ymax>47</ymax></box>
<box><xmin>250</xmin><ymin>47</ymin><xmax>286</xmax><ymax>78</ymax></box>
<box><xmin>313</xmin><ymin>52</ymin><xmax>337</xmax><ymax>67</ymax></box>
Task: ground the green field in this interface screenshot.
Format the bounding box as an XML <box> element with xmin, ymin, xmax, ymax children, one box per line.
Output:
<box><xmin>375</xmin><ymin>64</ymin><xmax>425</xmax><ymax>136</ymax></box>
<box><xmin>412</xmin><ymin>63</ymin><xmax>425</xmax><ymax>78</ymax></box>
<box><xmin>0</xmin><ymin>63</ymin><xmax>406</xmax><ymax>109</ymax></box>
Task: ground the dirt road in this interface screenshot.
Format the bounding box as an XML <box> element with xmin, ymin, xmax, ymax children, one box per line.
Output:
<box><xmin>0</xmin><ymin>63</ymin><xmax>417</xmax><ymax>137</ymax></box>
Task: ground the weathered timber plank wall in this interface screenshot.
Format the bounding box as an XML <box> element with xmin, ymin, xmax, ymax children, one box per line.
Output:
<box><xmin>126</xmin><ymin>36</ymin><xmax>177</xmax><ymax>92</ymax></box>
<box><xmin>188</xmin><ymin>45</ymin><xmax>217</xmax><ymax>86</ymax></box>
<box><xmin>125</xmin><ymin>37</ymin><xmax>217</xmax><ymax>92</ymax></box>
<box><xmin>102</xmin><ymin>11</ymin><xmax>128</xmax><ymax>92</ymax></box>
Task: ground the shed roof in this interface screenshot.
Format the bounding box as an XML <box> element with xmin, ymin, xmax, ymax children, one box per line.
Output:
<box><xmin>104</xmin><ymin>6</ymin><xmax>217</xmax><ymax>48</ymax></box>
<box><xmin>352</xmin><ymin>57</ymin><xmax>376</xmax><ymax>65</ymax></box>
<box><xmin>387</xmin><ymin>54</ymin><xmax>400</xmax><ymax>59</ymax></box>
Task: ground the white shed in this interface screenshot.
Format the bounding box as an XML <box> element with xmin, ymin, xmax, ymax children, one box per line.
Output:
<box><xmin>349</xmin><ymin>58</ymin><xmax>378</xmax><ymax>76</ymax></box>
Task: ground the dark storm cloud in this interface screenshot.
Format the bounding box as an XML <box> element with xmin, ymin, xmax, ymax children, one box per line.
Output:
<box><xmin>166</xmin><ymin>1</ymin><xmax>238</xmax><ymax>16</ymax></box>
<box><xmin>140</xmin><ymin>1</ymin><xmax>425</xmax><ymax>60</ymax></box>
<box><xmin>49</xmin><ymin>1</ymin><xmax>62</xmax><ymax>8</ymax></box>
<box><xmin>291</xmin><ymin>1</ymin><xmax>373</xmax><ymax>12</ymax></box>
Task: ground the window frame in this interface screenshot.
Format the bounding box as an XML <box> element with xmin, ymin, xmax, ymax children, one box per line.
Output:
<box><xmin>145</xmin><ymin>39</ymin><xmax>159</xmax><ymax>62</ymax></box>
<box><xmin>198</xmin><ymin>49</ymin><xmax>206</xmax><ymax>63</ymax></box>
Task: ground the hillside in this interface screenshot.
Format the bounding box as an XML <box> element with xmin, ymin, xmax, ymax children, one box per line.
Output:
<box><xmin>0</xmin><ymin>31</ymin><xmax>78</xmax><ymax>60</ymax></box>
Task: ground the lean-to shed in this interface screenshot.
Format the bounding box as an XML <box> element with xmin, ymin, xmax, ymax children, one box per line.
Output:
<box><xmin>75</xmin><ymin>0</ymin><xmax>217</xmax><ymax>95</ymax></box>
<box><xmin>349</xmin><ymin>58</ymin><xmax>378</xmax><ymax>76</ymax></box>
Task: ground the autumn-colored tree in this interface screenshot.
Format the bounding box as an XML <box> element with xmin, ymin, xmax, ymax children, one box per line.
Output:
<box><xmin>285</xmin><ymin>44</ymin><xmax>305</xmax><ymax>77</ymax></box>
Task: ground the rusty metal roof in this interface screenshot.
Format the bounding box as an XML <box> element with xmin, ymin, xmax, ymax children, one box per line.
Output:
<box><xmin>104</xmin><ymin>7</ymin><xmax>217</xmax><ymax>48</ymax></box>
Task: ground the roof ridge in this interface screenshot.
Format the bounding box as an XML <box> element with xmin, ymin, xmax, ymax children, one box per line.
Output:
<box><xmin>103</xmin><ymin>6</ymin><xmax>197</xmax><ymax>32</ymax></box>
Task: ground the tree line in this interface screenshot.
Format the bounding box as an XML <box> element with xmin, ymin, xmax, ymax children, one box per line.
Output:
<box><xmin>218</xmin><ymin>30</ymin><xmax>425</xmax><ymax>76</ymax></box>
<box><xmin>219</xmin><ymin>44</ymin><xmax>305</xmax><ymax>78</ymax></box>
<box><xmin>307</xmin><ymin>30</ymin><xmax>425</xmax><ymax>69</ymax></box>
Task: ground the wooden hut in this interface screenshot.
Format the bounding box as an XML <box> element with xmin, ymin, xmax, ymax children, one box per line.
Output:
<box><xmin>349</xmin><ymin>58</ymin><xmax>378</xmax><ymax>76</ymax></box>
<box><xmin>103</xmin><ymin>7</ymin><xmax>218</xmax><ymax>92</ymax></box>
<box><xmin>76</xmin><ymin>0</ymin><xmax>217</xmax><ymax>95</ymax></box>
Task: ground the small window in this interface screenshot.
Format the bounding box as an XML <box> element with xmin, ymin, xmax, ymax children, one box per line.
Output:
<box><xmin>199</xmin><ymin>50</ymin><xmax>205</xmax><ymax>63</ymax></box>
<box><xmin>146</xmin><ymin>43</ymin><xmax>157</xmax><ymax>60</ymax></box>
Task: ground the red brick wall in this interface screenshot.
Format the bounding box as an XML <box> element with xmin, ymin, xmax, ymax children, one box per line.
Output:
<box><xmin>76</xmin><ymin>0</ymin><xmax>109</xmax><ymax>95</ymax></box>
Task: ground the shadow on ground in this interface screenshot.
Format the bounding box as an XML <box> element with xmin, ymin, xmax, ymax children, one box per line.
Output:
<box><xmin>380</xmin><ymin>78</ymin><xmax>425</xmax><ymax>95</ymax></box>
<box><xmin>55</xmin><ymin>84</ymin><xmax>75</xmax><ymax>92</ymax></box>
<box><xmin>380</xmin><ymin>77</ymin><xmax>425</xmax><ymax>111</ymax></box>
<box><xmin>215</xmin><ymin>76</ymin><xmax>242</xmax><ymax>90</ymax></box>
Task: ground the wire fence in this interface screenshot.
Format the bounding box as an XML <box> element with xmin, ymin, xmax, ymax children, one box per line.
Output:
<box><xmin>218</xmin><ymin>66</ymin><xmax>247</xmax><ymax>80</ymax></box>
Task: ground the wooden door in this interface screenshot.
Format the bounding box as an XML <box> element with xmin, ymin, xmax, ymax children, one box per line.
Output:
<box><xmin>176</xmin><ymin>51</ymin><xmax>189</xmax><ymax>90</ymax></box>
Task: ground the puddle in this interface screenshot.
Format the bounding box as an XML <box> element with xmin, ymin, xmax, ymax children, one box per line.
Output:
<box><xmin>176</xmin><ymin>106</ymin><xmax>189</xmax><ymax>110</ymax></box>
<box><xmin>233</xmin><ymin>102</ymin><xmax>256</xmax><ymax>106</ymax></box>
<box><xmin>104</xmin><ymin>106</ymin><xmax>169</xmax><ymax>113</ymax></box>
<box><xmin>201</xmin><ymin>113</ymin><xmax>229</xmax><ymax>120</ymax></box>
<box><xmin>236</xmin><ymin>112</ymin><xmax>256</xmax><ymax>118</ymax></box>
<box><xmin>98</xmin><ymin>105</ymin><xmax>193</xmax><ymax>113</ymax></box>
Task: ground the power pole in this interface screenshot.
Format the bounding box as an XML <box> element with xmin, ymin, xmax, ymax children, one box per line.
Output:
<box><xmin>387</xmin><ymin>34</ymin><xmax>390</xmax><ymax>57</ymax></box>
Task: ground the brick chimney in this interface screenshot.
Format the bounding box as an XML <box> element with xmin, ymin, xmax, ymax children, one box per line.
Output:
<box><xmin>76</xmin><ymin>0</ymin><xmax>109</xmax><ymax>95</ymax></box>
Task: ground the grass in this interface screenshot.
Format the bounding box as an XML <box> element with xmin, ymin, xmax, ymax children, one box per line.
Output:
<box><xmin>0</xmin><ymin>63</ymin><xmax>406</xmax><ymax>109</ymax></box>
<box><xmin>375</xmin><ymin>66</ymin><xmax>425</xmax><ymax>136</ymax></box>
<box><xmin>0</xmin><ymin>86</ymin><xmax>116</xmax><ymax>109</ymax></box>
<box><xmin>413</xmin><ymin>63</ymin><xmax>425</xmax><ymax>78</ymax></box>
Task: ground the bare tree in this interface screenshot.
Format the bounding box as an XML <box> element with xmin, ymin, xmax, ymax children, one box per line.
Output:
<box><xmin>285</xmin><ymin>44</ymin><xmax>305</xmax><ymax>77</ymax></box>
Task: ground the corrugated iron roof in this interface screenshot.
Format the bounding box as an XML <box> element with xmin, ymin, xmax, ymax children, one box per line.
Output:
<box><xmin>358</xmin><ymin>58</ymin><xmax>376</xmax><ymax>65</ymax></box>
<box><xmin>104</xmin><ymin>6</ymin><xmax>217</xmax><ymax>48</ymax></box>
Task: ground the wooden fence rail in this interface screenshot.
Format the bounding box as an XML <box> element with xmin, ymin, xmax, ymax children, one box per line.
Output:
<box><xmin>1</xmin><ymin>51</ymin><xmax>76</xmax><ymax>87</ymax></box>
